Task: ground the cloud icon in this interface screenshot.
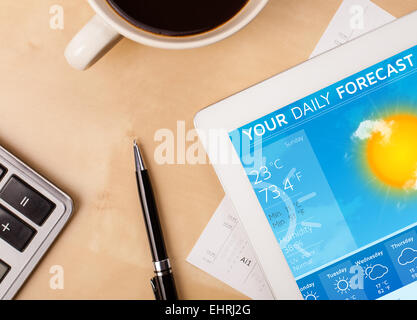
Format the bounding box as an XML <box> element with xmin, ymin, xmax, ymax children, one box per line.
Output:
<box><xmin>352</xmin><ymin>119</ymin><xmax>393</xmax><ymax>143</ymax></box>
<box><xmin>365</xmin><ymin>264</ymin><xmax>388</xmax><ymax>281</ymax></box>
<box><xmin>398</xmin><ymin>247</ymin><xmax>417</xmax><ymax>266</ymax></box>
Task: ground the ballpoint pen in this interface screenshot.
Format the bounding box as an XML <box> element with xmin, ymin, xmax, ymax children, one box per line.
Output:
<box><xmin>133</xmin><ymin>141</ymin><xmax>178</xmax><ymax>300</ymax></box>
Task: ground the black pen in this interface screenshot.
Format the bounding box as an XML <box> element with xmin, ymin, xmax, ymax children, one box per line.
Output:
<box><xmin>133</xmin><ymin>141</ymin><xmax>178</xmax><ymax>300</ymax></box>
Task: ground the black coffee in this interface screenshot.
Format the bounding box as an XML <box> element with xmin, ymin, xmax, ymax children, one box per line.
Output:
<box><xmin>107</xmin><ymin>0</ymin><xmax>250</xmax><ymax>36</ymax></box>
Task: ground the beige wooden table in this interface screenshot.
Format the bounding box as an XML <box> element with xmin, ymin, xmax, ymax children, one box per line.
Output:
<box><xmin>0</xmin><ymin>0</ymin><xmax>416</xmax><ymax>299</ymax></box>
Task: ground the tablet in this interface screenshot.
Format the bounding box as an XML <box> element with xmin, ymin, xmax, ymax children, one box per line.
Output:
<box><xmin>195</xmin><ymin>11</ymin><xmax>417</xmax><ymax>300</ymax></box>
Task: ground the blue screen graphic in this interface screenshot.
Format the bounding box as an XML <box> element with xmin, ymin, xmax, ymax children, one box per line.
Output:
<box><xmin>230</xmin><ymin>45</ymin><xmax>417</xmax><ymax>299</ymax></box>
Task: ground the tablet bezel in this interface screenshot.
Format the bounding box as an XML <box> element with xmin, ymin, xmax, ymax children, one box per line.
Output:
<box><xmin>194</xmin><ymin>11</ymin><xmax>417</xmax><ymax>299</ymax></box>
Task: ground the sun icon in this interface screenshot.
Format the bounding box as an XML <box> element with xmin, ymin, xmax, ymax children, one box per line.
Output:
<box><xmin>364</xmin><ymin>264</ymin><xmax>373</xmax><ymax>278</ymax></box>
<box><xmin>334</xmin><ymin>276</ymin><xmax>350</xmax><ymax>294</ymax></box>
<box><xmin>366</xmin><ymin>114</ymin><xmax>417</xmax><ymax>190</ymax></box>
<box><xmin>304</xmin><ymin>291</ymin><xmax>319</xmax><ymax>300</ymax></box>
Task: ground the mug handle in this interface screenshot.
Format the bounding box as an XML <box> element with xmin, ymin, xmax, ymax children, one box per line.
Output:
<box><xmin>65</xmin><ymin>14</ymin><xmax>123</xmax><ymax>70</ymax></box>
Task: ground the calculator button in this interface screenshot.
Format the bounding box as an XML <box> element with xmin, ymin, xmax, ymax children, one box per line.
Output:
<box><xmin>0</xmin><ymin>165</ymin><xmax>7</xmax><ymax>181</ymax></box>
<box><xmin>0</xmin><ymin>260</ymin><xmax>10</xmax><ymax>283</ymax></box>
<box><xmin>0</xmin><ymin>205</ymin><xmax>35</xmax><ymax>251</ymax></box>
<box><xmin>0</xmin><ymin>176</ymin><xmax>56</xmax><ymax>226</ymax></box>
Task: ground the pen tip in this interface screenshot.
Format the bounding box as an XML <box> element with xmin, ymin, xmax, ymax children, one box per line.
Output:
<box><xmin>133</xmin><ymin>140</ymin><xmax>146</xmax><ymax>171</ymax></box>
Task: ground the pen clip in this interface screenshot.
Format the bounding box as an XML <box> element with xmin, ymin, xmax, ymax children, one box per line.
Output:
<box><xmin>150</xmin><ymin>277</ymin><xmax>161</xmax><ymax>300</ymax></box>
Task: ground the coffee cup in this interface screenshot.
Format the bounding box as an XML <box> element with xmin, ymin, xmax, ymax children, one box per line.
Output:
<box><xmin>65</xmin><ymin>0</ymin><xmax>269</xmax><ymax>70</ymax></box>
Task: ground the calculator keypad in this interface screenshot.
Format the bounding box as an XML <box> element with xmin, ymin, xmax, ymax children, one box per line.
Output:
<box><xmin>0</xmin><ymin>176</ymin><xmax>56</xmax><ymax>226</ymax></box>
<box><xmin>0</xmin><ymin>205</ymin><xmax>36</xmax><ymax>252</ymax></box>
<box><xmin>0</xmin><ymin>147</ymin><xmax>73</xmax><ymax>300</ymax></box>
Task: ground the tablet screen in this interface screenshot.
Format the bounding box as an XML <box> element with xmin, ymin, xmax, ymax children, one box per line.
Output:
<box><xmin>230</xmin><ymin>44</ymin><xmax>417</xmax><ymax>300</ymax></box>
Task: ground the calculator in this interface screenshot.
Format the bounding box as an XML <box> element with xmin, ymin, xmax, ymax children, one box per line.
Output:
<box><xmin>0</xmin><ymin>146</ymin><xmax>73</xmax><ymax>299</ymax></box>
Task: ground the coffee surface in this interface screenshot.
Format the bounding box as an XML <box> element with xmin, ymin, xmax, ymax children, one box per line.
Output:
<box><xmin>107</xmin><ymin>0</ymin><xmax>250</xmax><ymax>36</ymax></box>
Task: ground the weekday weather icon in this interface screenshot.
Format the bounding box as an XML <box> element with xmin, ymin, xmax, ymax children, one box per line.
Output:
<box><xmin>364</xmin><ymin>264</ymin><xmax>389</xmax><ymax>280</ymax></box>
<box><xmin>397</xmin><ymin>247</ymin><xmax>417</xmax><ymax>266</ymax></box>
<box><xmin>303</xmin><ymin>291</ymin><xmax>319</xmax><ymax>300</ymax></box>
<box><xmin>334</xmin><ymin>276</ymin><xmax>350</xmax><ymax>294</ymax></box>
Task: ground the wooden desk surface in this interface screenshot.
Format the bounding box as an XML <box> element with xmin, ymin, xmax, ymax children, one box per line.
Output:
<box><xmin>1</xmin><ymin>0</ymin><xmax>416</xmax><ymax>299</ymax></box>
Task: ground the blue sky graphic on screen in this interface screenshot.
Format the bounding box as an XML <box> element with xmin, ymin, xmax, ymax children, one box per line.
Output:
<box><xmin>229</xmin><ymin>45</ymin><xmax>417</xmax><ymax>299</ymax></box>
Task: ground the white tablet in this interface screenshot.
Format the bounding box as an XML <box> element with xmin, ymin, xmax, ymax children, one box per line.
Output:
<box><xmin>195</xmin><ymin>11</ymin><xmax>417</xmax><ymax>300</ymax></box>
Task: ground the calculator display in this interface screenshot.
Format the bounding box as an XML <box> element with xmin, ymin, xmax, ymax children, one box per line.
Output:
<box><xmin>230</xmin><ymin>44</ymin><xmax>417</xmax><ymax>300</ymax></box>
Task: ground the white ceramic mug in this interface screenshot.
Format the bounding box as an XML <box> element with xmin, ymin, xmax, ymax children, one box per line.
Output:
<box><xmin>65</xmin><ymin>0</ymin><xmax>269</xmax><ymax>70</ymax></box>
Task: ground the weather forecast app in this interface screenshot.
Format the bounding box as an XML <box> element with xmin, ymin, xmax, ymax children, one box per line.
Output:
<box><xmin>230</xmin><ymin>44</ymin><xmax>417</xmax><ymax>299</ymax></box>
